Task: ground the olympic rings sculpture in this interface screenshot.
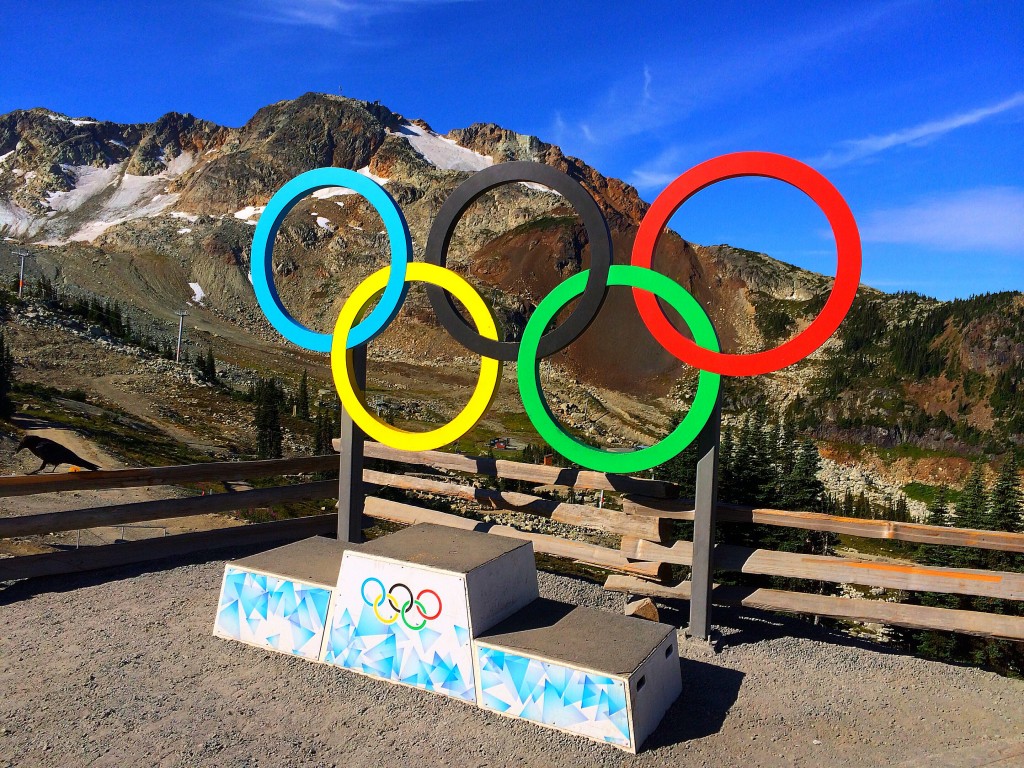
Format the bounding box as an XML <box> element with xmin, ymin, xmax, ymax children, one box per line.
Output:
<box><xmin>361</xmin><ymin>577</ymin><xmax>443</xmax><ymax>631</ymax></box>
<box><xmin>251</xmin><ymin>152</ymin><xmax>861</xmax><ymax>474</ymax></box>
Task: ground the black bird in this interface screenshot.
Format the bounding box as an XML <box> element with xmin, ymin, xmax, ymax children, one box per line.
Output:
<box><xmin>16</xmin><ymin>435</ymin><xmax>100</xmax><ymax>474</ymax></box>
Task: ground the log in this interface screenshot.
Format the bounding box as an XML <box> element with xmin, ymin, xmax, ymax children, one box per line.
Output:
<box><xmin>351</xmin><ymin>440</ymin><xmax>676</xmax><ymax>498</ymax></box>
<box><xmin>362</xmin><ymin>496</ymin><xmax>665</xmax><ymax>579</ymax></box>
<box><xmin>362</xmin><ymin>469</ymin><xmax>665</xmax><ymax>540</ymax></box>
<box><xmin>604</xmin><ymin>574</ymin><xmax>1024</xmax><ymax>642</ymax></box>
<box><xmin>0</xmin><ymin>514</ymin><xmax>338</xmax><ymax>581</ymax></box>
<box><xmin>623</xmin><ymin>496</ymin><xmax>1024</xmax><ymax>554</ymax></box>
<box><xmin>0</xmin><ymin>481</ymin><xmax>338</xmax><ymax>539</ymax></box>
<box><xmin>0</xmin><ymin>455</ymin><xmax>338</xmax><ymax>497</ymax></box>
<box><xmin>620</xmin><ymin>538</ymin><xmax>1024</xmax><ymax>601</ymax></box>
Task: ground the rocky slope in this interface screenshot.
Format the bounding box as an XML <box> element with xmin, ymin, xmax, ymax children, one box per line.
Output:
<box><xmin>0</xmin><ymin>93</ymin><xmax>1020</xmax><ymax>464</ymax></box>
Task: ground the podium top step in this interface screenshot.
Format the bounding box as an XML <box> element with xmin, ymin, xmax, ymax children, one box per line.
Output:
<box><xmin>475</xmin><ymin>598</ymin><xmax>676</xmax><ymax>676</ymax></box>
<box><xmin>231</xmin><ymin>536</ymin><xmax>354</xmax><ymax>587</ymax></box>
<box><xmin>358</xmin><ymin>523</ymin><xmax>531</xmax><ymax>574</ymax></box>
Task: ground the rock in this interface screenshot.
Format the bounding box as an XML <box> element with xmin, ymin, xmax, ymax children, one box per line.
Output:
<box><xmin>624</xmin><ymin>597</ymin><xmax>660</xmax><ymax>622</ymax></box>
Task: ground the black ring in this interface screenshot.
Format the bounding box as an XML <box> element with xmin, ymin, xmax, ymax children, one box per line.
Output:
<box><xmin>424</xmin><ymin>161</ymin><xmax>612</xmax><ymax>361</ymax></box>
<box><xmin>386</xmin><ymin>582</ymin><xmax>414</xmax><ymax>613</ymax></box>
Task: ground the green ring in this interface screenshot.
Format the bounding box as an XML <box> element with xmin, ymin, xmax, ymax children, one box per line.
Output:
<box><xmin>517</xmin><ymin>264</ymin><xmax>721</xmax><ymax>474</ymax></box>
<box><xmin>402</xmin><ymin>600</ymin><xmax>427</xmax><ymax>631</ymax></box>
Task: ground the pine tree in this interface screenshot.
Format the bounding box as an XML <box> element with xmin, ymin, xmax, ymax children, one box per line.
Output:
<box><xmin>297</xmin><ymin>369</ymin><xmax>310</xmax><ymax>421</ymax></box>
<box><xmin>842</xmin><ymin>489</ymin><xmax>855</xmax><ymax>517</ymax></box>
<box><xmin>0</xmin><ymin>331</ymin><xmax>15</xmax><ymax>419</ymax></box>
<box><xmin>955</xmin><ymin>463</ymin><xmax>988</xmax><ymax>530</ymax></box>
<box><xmin>952</xmin><ymin>462</ymin><xmax>988</xmax><ymax>568</ymax></box>
<box><xmin>855</xmin><ymin>491</ymin><xmax>870</xmax><ymax>518</ymax></box>
<box><xmin>986</xmin><ymin>455</ymin><xmax>1022</xmax><ymax>534</ymax></box>
<box><xmin>778</xmin><ymin>440</ymin><xmax>825</xmax><ymax>512</ymax></box>
<box><xmin>253</xmin><ymin>378</ymin><xmax>283</xmax><ymax>459</ymax></box>
<box><xmin>204</xmin><ymin>348</ymin><xmax>217</xmax><ymax>381</ymax></box>
<box><xmin>926</xmin><ymin>485</ymin><xmax>950</xmax><ymax>527</ymax></box>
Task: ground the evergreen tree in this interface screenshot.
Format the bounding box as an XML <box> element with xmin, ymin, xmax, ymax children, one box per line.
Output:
<box><xmin>955</xmin><ymin>463</ymin><xmax>988</xmax><ymax>530</ymax></box>
<box><xmin>718</xmin><ymin>426</ymin><xmax>735</xmax><ymax>494</ymax></box>
<box><xmin>952</xmin><ymin>462</ymin><xmax>988</xmax><ymax>569</ymax></box>
<box><xmin>986</xmin><ymin>455</ymin><xmax>1022</xmax><ymax>534</ymax></box>
<box><xmin>313</xmin><ymin>408</ymin><xmax>337</xmax><ymax>455</ymax></box>
<box><xmin>926</xmin><ymin>485</ymin><xmax>951</xmax><ymax>527</ymax></box>
<box><xmin>854</xmin><ymin>490</ymin><xmax>871</xmax><ymax>518</ymax></box>
<box><xmin>253</xmin><ymin>378</ymin><xmax>283</xmax><ymax>459</ymax></box>
<box><xmin>778</xmin><ymin>439</ymin><xmax>825</xmax><ymax>512</ymax></box>
<box><xmin>0</xmin><ymin>331</ymin><xmax>15</xmax><ymax>419</ymax></box>
<box><xmin>297</xmin><ymin>369</ymin><xmax>310</xmax><ymax>421</ymax></box>
<box><xmin>841</xmin><ymin>489</ymin><xmax>855</xmax><ymax>517</ymax></box>
<box><xmin>658</xmin><ymin>410</ymin><xmax>699</xmax><ymax>492</ymax></box>
<box><xmin>201</xmin><ymin>348</ymin><xmax>217</xmax><ymax>381</ymax></box>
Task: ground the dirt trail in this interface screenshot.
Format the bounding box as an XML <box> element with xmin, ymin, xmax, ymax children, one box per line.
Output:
<box><xmin>88</xmin><ymin>375</ymin><xmax>225</xmax><ymax>453</ymax></box>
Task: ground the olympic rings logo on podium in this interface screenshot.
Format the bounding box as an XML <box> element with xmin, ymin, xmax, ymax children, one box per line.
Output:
<box><xmin>361</xmin><ymin>577</ymin><xmax>442</xmax><ymax>631</ymax></box>
<box><xmin>250</xmin><ymin>153</ymin><xmax>861</xmax><ymax>474</ymax></box>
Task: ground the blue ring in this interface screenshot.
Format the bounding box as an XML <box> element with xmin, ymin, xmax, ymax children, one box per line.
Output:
<box><xmin>361</xmin><ymin>576</ymin><xmax>387</xmax><ymax>607</ymax></box>
<box><xmin>250</xmin><ymin>167</ymin><xmax>411</xmax><ymax>351</ymax></box>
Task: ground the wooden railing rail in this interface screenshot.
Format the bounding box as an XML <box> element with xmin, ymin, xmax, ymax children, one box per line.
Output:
<box><xmin>0</xmin><ymin>455</ymin><xmax>338</xmax><ymax>496</ymax></box>
<box><xmin>3</xmin><ymin>447</ymin><xmax>1021</xmax><ymax>642</ymax></box>
<box><xmin>0</xmin><ymin>480</ymin><xmax>336</xmax><ymax>538</ymax></box>
<box><xmin>619</xmin><ymin>537</ymin><xmax>1024</xmax><ymax>601</ymax></box>
<box><xmin>625</xmin><ymin>497</ymin><xmax>1024</xmax><ymax>554</ymax></box>
<box><xmin>604</xmin><ymin>575</ymin><xmax>1024</xmax><ymax>642</ymax></box>
<box><xmin>350</xmin><ymin>440</ymin><xmax>677</xmax><ymax>498</ymax></box>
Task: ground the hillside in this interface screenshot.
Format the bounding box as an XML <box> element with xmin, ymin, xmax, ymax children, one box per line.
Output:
<box><xmin>0</xmin><ymin>93</ymin><xmax>1020</xmax><ymax>473</ymax></box>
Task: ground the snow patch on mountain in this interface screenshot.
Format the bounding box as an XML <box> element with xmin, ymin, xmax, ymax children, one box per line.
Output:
<box><xmin>233</xmin><ymin>205</ymin><xmax>265</xmax><ymax>223</ymax></box>
<box><xmin>356</xmin><ymin>166</ymin><xmax>389</xmax><ymax>185</ymax></box>
<box><xmin>312</xmin><ymin>186</ymin><xmax>356</xmax><ymax>199</ymax></box>
<box><xmin>398</xmin><ymin>123</ymin><xmax>493</xmax><ymax>172</ymax></box>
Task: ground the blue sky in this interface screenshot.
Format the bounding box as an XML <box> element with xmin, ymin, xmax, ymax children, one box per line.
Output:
<box><xmin>1</xmin><ymin>0</ymin><xmax>1021</xmax><ymax>299</ymax></box>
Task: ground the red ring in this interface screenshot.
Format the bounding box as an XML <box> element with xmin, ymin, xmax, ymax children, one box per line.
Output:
<box><xmin>415</xmin><ymin>589</ymin><xmax>442</xmax><ymax>620</ymax></box>
<box><xmin>630</xmin><ymin>151</ymin><xmax>861</xmax><ymax>376</ymax></box>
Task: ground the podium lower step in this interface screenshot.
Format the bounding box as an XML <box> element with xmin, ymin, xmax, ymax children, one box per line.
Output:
<box><xmin>473</xmin><ymin>598</ymin><xmax>680</xmax><ymax>753</ymax></box>
<box><xmin>213</xmin><ymin>536</ymin><xmax>353</xmax><ymax>660</ymax></box>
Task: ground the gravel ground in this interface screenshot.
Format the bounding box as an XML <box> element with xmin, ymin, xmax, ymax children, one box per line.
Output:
<box><xmin>1</xmin><ymin>549</ymin><xmax>1021</xmax><ymax>768</ymax></box>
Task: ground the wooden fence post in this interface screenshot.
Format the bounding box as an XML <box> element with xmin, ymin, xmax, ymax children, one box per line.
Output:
<box><xmin>688</xmin><ymin>393</ymin><xmax>721</xmax><ymax>642</ymax></box>
<box><xmin>337</xmin><ymin>345</ymin><xmax>366</xmax><ymax>544</ymax></box>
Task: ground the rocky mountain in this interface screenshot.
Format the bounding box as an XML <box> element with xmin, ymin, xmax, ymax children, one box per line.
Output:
<box><xmin>0</xmin><ymin>92</ymin><xmax>1020</xmax><ymax>456</ymax></box>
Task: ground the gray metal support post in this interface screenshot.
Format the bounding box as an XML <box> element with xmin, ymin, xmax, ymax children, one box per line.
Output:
<box><xmin>688</xmin><ymin>394</ymin><xmax>722</xmax><ymax>642</ymax></box>
<box><xmin>17</xmin><ymin>251</ymin><xmax>27</xmax><ymax>298</ymax></box>
<box><xmin>174</xmin><ymin>310</ymin><xmax>188</xmax><ymax>363</ymax></box>
<box><xmin>337</xmin><ymin>345</ymin><xmax>367</xmax><ymax>543</ymax></box>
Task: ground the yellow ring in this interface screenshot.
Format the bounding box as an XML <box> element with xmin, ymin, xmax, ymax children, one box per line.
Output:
<box><xmin>372</xmin><ymin>593</ymin><xmax>399</xmax><ymax>625</ymax></box>
<box><xmin>331</xmin><ymin>262</ymin><xmax>503</xmax><ymax>451</ymax></box>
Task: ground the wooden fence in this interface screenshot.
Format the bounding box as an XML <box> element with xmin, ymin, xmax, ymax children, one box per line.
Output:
<box><xmin>2</xmin><ymin>444</ymin><xmax>1023</xmax><ymax>642</ymax></box>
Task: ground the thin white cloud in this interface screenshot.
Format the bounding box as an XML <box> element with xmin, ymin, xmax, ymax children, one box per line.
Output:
<box><xmin>565</xmin><ymin>1</ymin><xmax>912</xmax><ymax>148</ymax></box>
<box><xmin>250</xmin><ymin>0</ymin><xmax>470</xmax><ymax>30</ymax></box>
<box><xmin>814</xmin><ymin>92</ymin><xmax>1024</xmax><ymax>168</ymax></box>
<box><xmin>861</xmin><ymin>187</ymin><xmax>1024</xmax><ymax>253</ymax></box>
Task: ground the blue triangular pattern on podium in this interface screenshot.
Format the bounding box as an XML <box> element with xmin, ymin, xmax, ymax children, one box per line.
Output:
<box><xmin>475</xmin><ymin>647</ymin><xmax>632</xmax><ymax>748</ymax></box>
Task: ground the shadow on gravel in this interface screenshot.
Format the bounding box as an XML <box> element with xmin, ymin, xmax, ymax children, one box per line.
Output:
<box><xmin>645</xmin><ymin>658</ymin><xmax>745</xmax><ymax>747</ymax></box>
<box><xmin>656</xmin><ymin>598</ymin><xmax>897</xmax><ymax>655</ymax></box>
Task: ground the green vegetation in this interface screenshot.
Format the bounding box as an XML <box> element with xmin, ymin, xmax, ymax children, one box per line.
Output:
<box><xmin>249</xmin><ymin>377</ymin><xmax>284</xmax><ymax>459</ymax></box>
<box><xmin>13</xmin><ymin>387</ymin><xmax>211</xmax><ymax>467</ymax></box>
<box><xmin>196</xmin><ymin>347</ymin><xmax>218</xmax><ymax>383</ymax></box>
<box><xmin>902</xmin><ymin>481</ymin><xmax>961</xmax><ymax>506</ymax></box>
<box><xmin>0</xmin><ymin>330</ymin><xmax>15</xmax><ymax>419</ymax></box>
<box><xmin>296</xmin><ymin>369</ymin><xmax>310</xmax><ymax>421</ymax></box>
<box><xmin>799</xmin><ymin>289</ymin><xmax>1024</xmax><ymax>453</ymax></box>
<box><xmin>900</xmin><ymin>454</ymin><xmax>1023</xmax><ymax>677</ymax></box>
